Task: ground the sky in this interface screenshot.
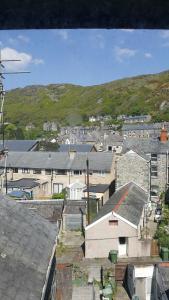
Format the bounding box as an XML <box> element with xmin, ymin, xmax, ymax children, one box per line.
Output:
<box><xmin>0</xmin><ymin>29</ymin><xmax>169</xmax><ymax>90</ymax></box>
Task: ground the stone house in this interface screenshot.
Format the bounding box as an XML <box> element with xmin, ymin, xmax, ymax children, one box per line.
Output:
<box><xmin>116</xmin><ymin>149</ymin><xmax>150</xmax><ymax>192</ymax></box>
<box><xmin>85</xmin><ymin>182</ymin><xmax>151</xmax><ymax>259</ymax></box>
<box><xmin>0</xmin><ymin>151</ymin><xmax>115</xmax><ymax>197</ymax></box>
<box><xmin>123</xmin><ymin>128</ymin><xmax>169</xmax><ymax>196</ymax></box>
<box><xmin>122</xmin><ymin>123</ymin><xmax>169</xmax><ymax>138</ymax></box>
<box><xmin>0</xmin><ymin>193</ymin><xmax>58</xmax><ymax>300</ymax></box>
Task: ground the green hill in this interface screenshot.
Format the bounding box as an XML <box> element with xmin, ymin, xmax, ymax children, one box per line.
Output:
<box><xmin>5</xmin><ymin>70</ymin><xmax>169</xmax><ymax>128</ymax></box>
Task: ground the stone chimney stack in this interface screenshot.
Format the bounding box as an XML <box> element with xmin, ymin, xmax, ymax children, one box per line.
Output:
<box><xmin>160</xmin><ymin>126</ymin><xmax>168</xmax><ymax>142</ymax></box>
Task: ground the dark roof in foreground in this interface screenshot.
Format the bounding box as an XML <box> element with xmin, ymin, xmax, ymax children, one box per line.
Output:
<box><xmin>91</xmin><ymin>182</ymin><xmax>148</xmax><ymax>226</ymax></box>
<box><xmin>18</xmin><ymin>199</ymin><xmax>64</xmax><ymax>222</ymax></box>
<box><xmin>0</xmin><ymin>140</ymin><xmax>38</xmax><ymax>151</ymax></box>
<box><xmin>58</xmin><ymin>144</ymin><xmax>96</xmax><ymax>152</ymax></box>
<box><xmin>0</xmin><ymin>193</ymin><xmax>58</xmax><ymax>300</ymax></box>
<box><xmin>7</xmin><ymin>178</ymin><xmax>40</xmax><ymax>189</ymax></box>
<box><xmin>84</xmin><ymin>184</ymin><xmax>109</xmax><ymax>193</ymax></box>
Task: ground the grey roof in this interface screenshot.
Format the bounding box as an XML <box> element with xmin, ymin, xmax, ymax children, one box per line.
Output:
<box><xmin>70</xmin><ymin>152</ymin><xmax>113</xmax><ymax>171</ymax></box>
<box><xmin>0</xmin><ymin>140</ymin><xmax>38</xmax><ymax>151</ymax></box>
<box><xmin>84</xmin><ymin>184</ymin><xmax>109</xmax><ymax>193</ymax></box>
<box><xmin>122</xmin><ymin>148</ymin><xmax>150</xmax><ymax>161</ymax></box>
<box><xmin>92</xmin><ymin>182</ymin><xmax>148</xmax><ymax>226</ymax></box>
<box><xmin>64</xmin><ymin>200</ymin><xmax>86</xmax><ymax>214</ymax></box>
<box><xmin>0</xmin><ymin>193</ymin><xmax>58</xmax><ymax>300</ymax></box>
<box><xmin>123</xmin><ymin>137</ymin><xmax>169</xmax><ymax>154</ymax></box>
<box><xmin>7</xmin><ymin>178</ymin><xmax>40</xmax><ymax>189</ymax></box>
<box><xmin>0</xmin><ymin>151</ymin><xmax>113</xmax><ymax>172</ymax></box>
<box><xmin>18</xmin><ymin>200</ymin><xmax>64</xmax><ymax>222</ymax></box>
<box><xmin>157</xmin><ymin>263</ymin><xmax>169</xmax><ymax>296</ymax></box>
<box><xmin>122</xmin><ymin>123</ymin><xmax>165</xmax><ymax>131</ymax></box>
<box><xmin>58</xmin><ymin>144</ymin><xmax>96</xmax><ymax>152</ymax></box>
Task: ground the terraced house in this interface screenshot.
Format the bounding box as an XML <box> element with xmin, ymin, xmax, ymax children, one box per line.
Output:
<box><xmin>0</xmin><ymin>151</ymin><xmax>115</xmax><ymax>198</ymax></box>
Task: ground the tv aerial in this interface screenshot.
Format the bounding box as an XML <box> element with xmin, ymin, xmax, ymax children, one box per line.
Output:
<box><xmin>0</xmin><ymin>50</ymin><xmax>30</xmax><ymax>148</ymax></box>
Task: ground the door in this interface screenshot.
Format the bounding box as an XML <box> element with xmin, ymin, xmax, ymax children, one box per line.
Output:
<box><xmin>118</xmin><ymin>237</ymin><xmax>127</xmax><ymax>256</ymax></box>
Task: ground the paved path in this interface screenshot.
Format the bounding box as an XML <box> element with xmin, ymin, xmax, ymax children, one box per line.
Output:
<box><xmin>114</xmin><ymin>285</ymin><xmax>130</xmax><ymax>300</ymax></box>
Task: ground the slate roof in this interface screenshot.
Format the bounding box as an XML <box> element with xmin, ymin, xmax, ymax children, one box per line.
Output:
<box><xmin>122</xmin><ymin>148</ymin><xmax>150</xmax><ymax>161</ymax></box>
<box><xmin>122</xmin><ymin>123</ymin><xmax>164</xmax><ymax>131</ymax></box>
<box><xmin>58</xmin><ymin>144</ymin><xmax>96</xmax><ymax>152</ymax></box>
<box><xmin>157</xmin><ymin>263</ymin><xmax>169</xmax><ymax>297</ymax></box>
<box><xmin>18</xmin><ymin>200</ymin><xmax>64</xmax><ymax>222</ymax></box>
<box><xmin>70</xmin><ymin>152</ymin><xmax>113</xmax><ymax>171</ymax></box>
<box><xmin>0</xmin><ymin>193</ymin><xmax>58</xmax><ymax>300</ymax></box>
<box><xmin>123</xmin><ymin>137</ymin><xmax>169</xmax><ymax>154</ymax></box>
<box><xmin>92</xmin><ymin>182</ymin><xmax>148</xmax><ymax>226</ymax></box>
<box><xmin>84</xmin><ymin>184</ymin><xmax>109</xmax><ymax>193</ymax></box>
<box><xmin>0</xmin><ymin>140</ymin><xmax>38</xmax><ymax>151</ymax></box>
<box><xmin>0</xmin><ymin>151</ymin><xmax>113</xmax><ymax>172</ymax></box>
<box><xmin>7</xmin><ymin>178</ymin><xmax>40</xmax><ymax>189</ymax></box>
<box><xmin>64</xmin><ymin>200</ymin><xmax>86</xmax><ymax>214</ymax></box>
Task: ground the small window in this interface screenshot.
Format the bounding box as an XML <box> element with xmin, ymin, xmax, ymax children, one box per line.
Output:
<box><xmin>151</xmin><ymin>154</ymin><xmax>157</xmax><ymax>162</ymax></box>
<box><xmin>73</xmin><ymin>170</ymin><xmax>82</xmax><ymax>175</ymax></box>
<box><xmin>33</xmin><ymin>169</ymin><xmax>41</xmax><ymax>174</ymax></box>
<box><xmin>13</xmin><ymin>168</ymin><xmax>18</xmax><ymax>173</ymax></box>
<box><xmin>151</xmin><ymin>166</ymin><xmax>158</xmax><ymax>177</ymax></box>
<box><xmin>55</xmin><ymin>170</ymin><xmax>67</xmax><ymax>175</ymax></box>
<box><xmin>108</xmin><ymin>146</ymin><xmax>112</xmax><ymax>151</ymax></box>
<box><xmin>109</xmin><ymin>220</ymin><xmax>118</xmax><ymax>225</ymax></box>
<box><xmin>119</xmin><ymin>237</ymin><xmax>126</xmax><ymax>244</ymax></box>
<box><xmin>45</xmin><ymin>169</ymin><xmax>51</xmax><ymax>175</ymax></box>
<box><xmin>22</xmin><ymin>168</ymin><xmax>30</xmax><ymax>174</ymax></box>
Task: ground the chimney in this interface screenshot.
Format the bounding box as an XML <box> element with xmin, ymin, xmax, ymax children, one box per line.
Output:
<box><xmin>160</xmin><ymin>126</ymin><xmax>168</xmax><ymax>142</ymax></box>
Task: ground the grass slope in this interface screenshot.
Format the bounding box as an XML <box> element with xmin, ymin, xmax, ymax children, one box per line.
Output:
<box><xmin>5</xmin><ymin>70</ymin><xmax>169</xmax><ymax>127</ymax></box>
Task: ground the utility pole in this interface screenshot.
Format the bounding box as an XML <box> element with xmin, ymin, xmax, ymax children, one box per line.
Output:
<box><xmin>86</xmin><ymin>158</ymin><xmax>90</xmax><ymax>224</ymax></box>
<box><xmin>0</xmin><ymin>50</ymin><xmax>30</xmax><ymax>194</ymax></box>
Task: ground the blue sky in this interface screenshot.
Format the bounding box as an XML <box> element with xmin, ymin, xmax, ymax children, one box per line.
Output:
<box><xmin>0</xmin><ymin>29</ymin><xmax>169</xmax><ymax>90</ymax></box>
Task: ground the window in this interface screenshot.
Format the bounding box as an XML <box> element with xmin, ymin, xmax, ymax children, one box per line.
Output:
<box><xmin>73</xmin><ymin>170</ymin><xmax>82</xmax><ymax>175</ymax></box>
<box><xmin>119</xmin><ymin>237</ymin><xmax>126</xmax><ymax>245</ymax></box>
<box><xmin>45</xmin><ymin>169</ymin><xmax>51</xmax><ymax>175</ymax></box>
<box><xmin>53</xmin><ymin>183</ymin><xmax>63</xmax><ymax>193</ymax></box>
<box><xmin>13</xmin><ymin>168</ymin><xmax>18</xmax><ymax>173</ymax></box>
<box><xmin>108</xmin><ymin>146</ymin><xmax>112</xmax><ymax>151</ymax></box>
<box><xmin>151</xmin><ymin>185</ymin><xmax>159</xmax><ymax>197</ymax></box>
<box><xmin>55</xmin><ymin>170</ymin><xmax>66</xmax><ymax>175</ymax></box>
<box><xmin>109</xmin><ymin>220</ymin><xmax>118</xmax><ymax>225</ymax></box>
<box><xmin>22</xmin><ymin>168</ymin><xmax>30</xmax><ymax>174</ymax></box>
<box><xmin>151</xmin><ymin>154</ymin><xmax>157</xmax><ymax>162</ymax></box>
<box><xmin>151</xmin><ymin>166</ymin><xmax>158</xmax><ymax>177</ymax></box>
<box><xmin>33</xmin><ymin>169</ymin><xmax>41</xmax><ymax>174</ymax></box>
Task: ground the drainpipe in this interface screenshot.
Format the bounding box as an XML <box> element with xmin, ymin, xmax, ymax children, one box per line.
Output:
<box><xmin>149</xmin><ymin>159</ymin><xmax>152</xmax><ymax>203</ymax></box>
<box><xmin>166</xmin><ymin>150</ymin><xmax>168</xmax><ymax>192</ymax></box>
<box><xmin>86</xmin><ymin>158</ymin><xmax>90</xmax><ymax>224</ymax></box>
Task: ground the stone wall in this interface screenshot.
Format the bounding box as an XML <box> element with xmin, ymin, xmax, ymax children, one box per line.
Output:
<box><xmin>116</xmin><ymin>151</ymin><xmax>150</xmax><ymax>192</ymax></box>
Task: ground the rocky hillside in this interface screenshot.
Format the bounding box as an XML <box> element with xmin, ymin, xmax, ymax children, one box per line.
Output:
<box><xmin>5</xmin><ymin>70</ymin><xmax>169</xmax><ymax>127</ymax></box>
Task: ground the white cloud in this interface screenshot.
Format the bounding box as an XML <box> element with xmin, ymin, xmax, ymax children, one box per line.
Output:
<box><xmin>160</xmin><ymin>30</ymin><xmax>169</xmax><ymax>39</ymax></box>
<box><xmin>121</xmin><ymin>29</ymin><xmax>134</xmax><ymax>33</ymax></box>
<box><xmin>55</xmin><ymin>30</ymin><xmax>68</xmax><ymax>41</ymax></box>
<box><xmin>114</xmin><ymin>46</ymin><xmax>137</xmax><ymax>62</ymax></box>
<box><xmin>17</xmin><ymin>35</ymin><xmax>30</xmax><ymax>43</ymax></box>
<box><xmin>32</xmin><ymin>58</ymin><xmax>44</xmax><ymax>65</ymax></box>
<box><xmin>144</xmin><ymin>52</ymin><xmax>152</xmax><ymax>58</ymax></box>
<box><xmin>1</xmin><ymin>47</ymin><xmax>43</xmax><ymax>71</ymax></box>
